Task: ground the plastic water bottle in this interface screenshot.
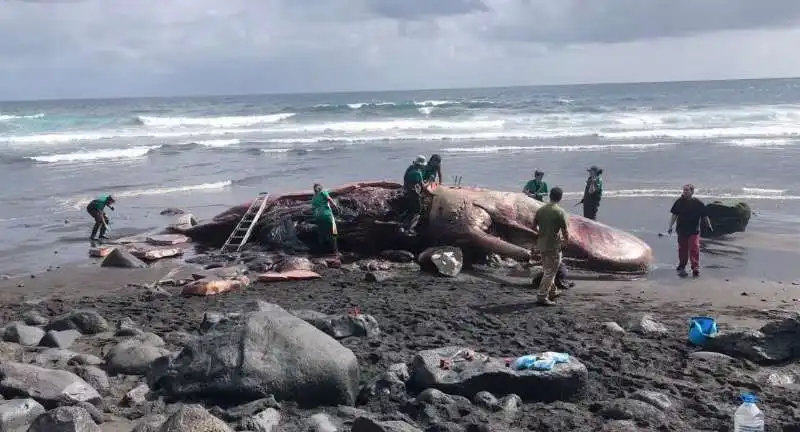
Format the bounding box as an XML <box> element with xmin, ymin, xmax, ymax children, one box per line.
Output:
<box><xmin>734</xmin><ymin>393</ymin><xmax>764</xmax><ymax>432</ymax></box>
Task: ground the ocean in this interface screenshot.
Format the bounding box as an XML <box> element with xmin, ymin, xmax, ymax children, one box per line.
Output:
<box><xmin>1</xmin><ymin>78</ymin><xmax>799</xmax><ymax>279</ymax></box>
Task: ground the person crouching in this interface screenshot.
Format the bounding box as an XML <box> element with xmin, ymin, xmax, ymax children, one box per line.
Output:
<box><xmin>87</xmin><ymin>195</ymin><xmax>115</xmax><ymax>240</ymax></box>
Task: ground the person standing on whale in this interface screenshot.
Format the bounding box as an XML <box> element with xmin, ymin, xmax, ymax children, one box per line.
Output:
<box><xmin>401</xmin><ymin>155</ymin><xmax>427</xmax><ymax>235</ymax></box>
<box><xmin>579</xmin><ymin>165</ymin><xmax>603</xmax><ymax>220</ymax></box>
<box><xmin>423</xmin><ymin>154</ymin><xmax>443</xmax><ymax>184</ymax></box>
<box><xmin>87</xmin><ymin>195</ymin><xmax>115</xmax><ymax>240</ymax></box>
<box><xmin>311</xmin><ymin>183</ymin><xmax>340</xmax><ymax>256</ymax></box>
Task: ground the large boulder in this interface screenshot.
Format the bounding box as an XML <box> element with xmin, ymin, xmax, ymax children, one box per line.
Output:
<box><xmin>0</xmin><ymin>362</ymin><xmax>102</xmax><ymax>408</ymax></box>
<box><xmin>100</xmin><ymin>248</ymin><xmax>147</xmax><ymax>268</ymax></box>
<box><xmin>3</xmin><ymin>323</ymin><xmax>46</xmax><ymax>346</ymax></box>
<box><xmin>409</xmin><ymin>346</ymin><xmax>588</xmax><ymax>402</ymax></box>
<box><xmin>27</xmin><ymin>405</ymin><xmax>101</xmax><ymax>432</ymax></box>
<box><xmin>0</xmin><ymin>398</ymin><xmax>46</xmax><ymax>431</ymax></box>
<box><xmin>703</xmin><ymin>314</ymin><xmax>800</xmax><ymax>364</ymax></box>
<box><xmin>701</xmin><ymin>201</ymin><xmax>751</xmax><ymax>237</ymax></box>
<box><xmin>47</xmin><ymin>310</ymin><xmax>109</xmax><ymax>335</ymax></box>
<box><xmin>152</xmin><ymin>301</ymin><xmax>360</xmax><ymax>408</ymax></box>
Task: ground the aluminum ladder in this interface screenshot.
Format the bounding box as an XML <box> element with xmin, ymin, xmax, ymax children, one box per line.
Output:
<box><xmin>220</xmin><ymin>192</ymin><xmax>269</xmax><ymax>253</ymax></box>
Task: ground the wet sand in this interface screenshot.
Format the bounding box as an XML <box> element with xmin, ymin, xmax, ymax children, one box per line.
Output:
<box><xmin>0</xmin><ymin>257</ymin><xmax>799</xmax><ymax>431</ymax></box>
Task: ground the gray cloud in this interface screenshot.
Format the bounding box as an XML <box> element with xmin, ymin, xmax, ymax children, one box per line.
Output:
<box><xmin>1</xmin><ymin>0</ymin><xmax>800</xmax><ymax>100</ymax></box>
<box><xmin>485</xmin><ymin>0</ymin><xmax>800</xmax><ymax>44</ymax></box>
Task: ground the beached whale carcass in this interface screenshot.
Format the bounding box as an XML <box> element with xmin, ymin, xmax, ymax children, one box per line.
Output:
<box><xmin>174</xmin><ymin>181</ymin><xmax>654</xmax><ymax>273</ymax></box>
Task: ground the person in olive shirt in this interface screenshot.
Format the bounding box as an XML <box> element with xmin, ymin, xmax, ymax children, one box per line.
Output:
<box><xmin>311</xmin><ymin>183</ymin><xmax>341</xmax><ymax>256</ymax></box>
<box><xmin>401</xmin><ymin>155</ymin><xmax>427</xmax><ymax>235</ymax></box>
<box><xmin>579</xmin><ymin>165</ymin><xmax>603</xmax><ymax>220</ymax></box>
<box><xmin>522</xmin><ymin>170</ymin><xmax>549</xmax><ymax>201</ymax></box>
<box><xmin>423</xmin><ymin>154</ymin><xmax>443</xmax><ymax>184</ymax></box>
<box><xmin>532</xmin><ymin>187</ymin><xmax>570</xmax><ymax>306</ymax></box>
<box><xmin>667</xmin><ymin>184</ymin><xmax>713</xmax><ymax>277</ymax></box>
<box><xmin>86</xmin><ymin>195</ymin><xmax>115</xmax><ymax>240</ymax></box>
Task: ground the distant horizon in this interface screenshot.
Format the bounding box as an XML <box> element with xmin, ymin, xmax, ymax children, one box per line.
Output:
<box><xmin>2</xmin><ymin>74</ymin><xmax>799</xmax><ymax>105</ymax></box>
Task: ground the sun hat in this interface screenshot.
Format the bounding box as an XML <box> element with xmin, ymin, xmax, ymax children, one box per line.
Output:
<box><xmin>414</xmin><ymin>155</ymin><xmax>427</xmax><ymax>165</ymax></box>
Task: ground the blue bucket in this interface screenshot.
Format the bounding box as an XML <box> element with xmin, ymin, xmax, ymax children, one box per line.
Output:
<box><xmin>688</xmin><ymin>316</ymin><xmax>718</xmax><ymax>345</ymax></box>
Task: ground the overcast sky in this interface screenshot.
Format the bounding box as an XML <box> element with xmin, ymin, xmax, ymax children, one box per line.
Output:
<box><xmin>3</xmin><ymin>0</ymin><xmax>800</xmax><ymax>100</ymax></box>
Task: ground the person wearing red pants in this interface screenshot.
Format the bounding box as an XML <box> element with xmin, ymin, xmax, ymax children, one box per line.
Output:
<box><xmin>667</xmin><ymin>184</ymin><xmax>713</xmax><ymax>277</ymax></box>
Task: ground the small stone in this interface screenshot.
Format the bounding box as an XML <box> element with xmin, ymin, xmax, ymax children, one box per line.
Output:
<box><xmin>306</xmin><ymin>413</ymin><xmax>338</xmax><ymax>432</ymax></box>
<box><xmin>629</xmin><ymin>314</ymin><xmax>669</xmax><ymax>336</ymax></box>
<box><xmin>159</xmin><ymin>405</ymin><xmax>233</xmax><ymax>432</ymax></box>
<box><xmin>47</xmin><ymin>310</ymin><xmax>109</xmax><ymax>335</ymax></box>
<box><xmin>74</xmin><ymin>366</ymin><xmax>111</xmax><ymax>393</ymax></box>
<box><xmin>365</xmin><ymin>271</ymin><xmax>393</xmax><ymax>283</ymax></box>
<box><xmin>352</xmin><ymin>417</ymin><xmax>423</xmax><ymax>432</ymax></box>
<box><xmin>473</xmin><ymin>391</ymin><xmax>499</xmax><ymax>410</ymax></box>
<box><xmin>39</xmin><ymin>329</ymin><xmax>82</xmax><ymax>349</ymax></box>
<box><xmin>123</xmin><ymin>384</ymin><xmax>151</xmax><ymax>406</ymax></box>
<box><xmin>603</xmin><ymin>322</ymin><xmax>626</xmax><ymax>335</ymax></box>
<box><xmin>630</xmin><ymin>390</ymin><xmax>672</xmax><ymax>411</ymax></box>
<box><xmin>241</xmin><ymin>408</ymin><xmax>280</xmax><ymax>432</ymax></box>
<box><xmin>22</xmin><ymin>311</ymin><xmax>49</xmax><ymax>327</ymax></box>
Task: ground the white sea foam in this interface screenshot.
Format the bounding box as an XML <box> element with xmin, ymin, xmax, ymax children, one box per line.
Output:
<box><xmin>441</xmin><ymin>143</ymin><xmax>673</xmax><ymax>153</ymax></box>
<box><xmin>137</xmin><ymin>113</ymin><xmax>295</xmax><ymax>128</ymax></box>
<box><xmin>741</xmin><ymin>187</ymin><xmax>787</xmax><ymax>195</ymax></box>
<box><xmin>194</xmin><ymin>139</ymin><xmax>241</xmax><ymax>147</ymax></box>
<box><xmin>28</xmin><ymin>146</ymin><xmax>157</xmax><ymax>163</ymax></box>
<box><xmin>562</xmin><ymin>188</ymin><xmax>800</xmax><ymax>200</ymax></box>
<box><xmin>0</xmin><ymin>113</ymin><xmax>44</xmax><ymax>121</ymax></box>
<box><xmin>64</xmin><ymin>180</ymin><xmax>233</xmax><ymax>209</ymax></box>
<box><xmin>260</xmin><ymin>148</ymin><xmax>291</xmax><ymax>153</ymax></box>
<box><xmin>721</xmin><ymin>138</ymin><xmax>794</xmax><ymax>147</ymax></box>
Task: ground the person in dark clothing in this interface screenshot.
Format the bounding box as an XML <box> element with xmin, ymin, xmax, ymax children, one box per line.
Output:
<box><xmin>668</xmin><ymin>184</ymin><xmax>713</xmax><ymax>277</ymax></box>
<box><xmin>423</xmin><ymin>154</ymin><xmax>443</xmax><ymax>184</ymax></box>
<box><xmin>579</xmin><ymin>165</ymin><xmax>603</xmax><ymax>220</ymax></box>
<box><xmin>401</xmin><ymin>155</ymin><xmax>427</xmax><ymax>235</ymax></box>
<box><xmin>86</xmin><ymin>195</ymin><xmax>115</xmax><ymax>240</ymax></box>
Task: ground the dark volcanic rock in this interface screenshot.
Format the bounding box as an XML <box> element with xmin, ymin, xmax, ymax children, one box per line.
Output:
<box><xmin>240</xmin><ymin>407</ymin><xmax>280</xmax><ymax>432</ymax></box>
<box><xmin>100</xmin><ymin>248</ymin><xmax>148</xmax><ymax>268</ymax></box>
<box><xmin>152</xmin><ymin>301</ymin><xmax>360</xmax><ymax>408</ymax></box>
<box><xmin>701</xmin><ymin>201</ymin><xmax>751</xmax><ymax>237</ymax></box>
<box><xmin>0</xmin><ymin>398</ymin><xmax>46</xmax><ymax>431</ymax></box>
<box><xmin>365</xmin><ymin>271</ymin><xmax>394</xmax><ymax>283</ymax></box>
<box><xmin>0</xmin><ymin>362</ymin><xmax>102</xmax><ymax>408</ymax></box>
<box><xmin>27</xmin><ymin>405</ymin><xmax>101</xmax><ymax>432</ymax></box>
<box><xmin>131</xmin><ymin>414</ymin><xmax>166</xmax><ymax>432</ymax></box>
<box><xmin>703</xmin><ymin>314</ymin><xmax>800</xmax><ymax>364</ymax></box>
<box><xmin>380</xmin><ymin>250</ymin><xmax>416</xmax><ymax>263</ymax></box>
<box><xmin>352</xmin><ymin>416</ymin><xmax>423</xmax><ymax>432</ymax></box>
<box><xmin>600</xmin><ymin>398</ymin><xmax>666</xmax><ymax>425</ymax></box>
<box><xmin>22</xmin><ymin>311</ymin><xmax>49</xmax><ymax>327</ymax></box>
<box><xmin>160</xmin><ymin>208</ymin><xmax>186</xmax><ymax>216</ymax></box>
<box><xmin>2</xmin><ymin>323</ymin><xmax>45</xmax><ymax>346</ymax></box>
<box><xmin>39</xmin><ymin>330</ymin><xmax>82</xmax><ymax>349</ymax></box>
<box><xmin>47</xmin><ymin>310</ymin><xmax>109</xmax><ymax>335</ymax></box>
<box><xmin>409</xmin><ymin>347</ymin><xmax>587</xmax><ymax>402</ymax></box>
<box><xmin>208</xmin><ymin>397</ymin><xmax>281</xmax><ymax>423</ymax></box>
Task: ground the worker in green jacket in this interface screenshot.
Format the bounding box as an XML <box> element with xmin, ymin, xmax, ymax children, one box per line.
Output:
<box><xmin>86</xmin><ymin>195</ymin><xmax>115</xmax><ymax>240</ymax></box>
<box><xmin>311</xmin><ymin>183</ymin><xmax>340</xmax><ymax>256</ymax></box>
<box><xmin>402</xmin><ymin>155</ymin><xmax>427</xmax><ymax>235</ymax></box>
<box><xmin>523</xmin><ymin>170</ymin><xmax>549</xmax><ymax>201</ymax></box>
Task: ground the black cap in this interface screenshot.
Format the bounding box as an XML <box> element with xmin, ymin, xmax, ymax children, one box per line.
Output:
<box><xmin>534</xmin><ymin>170</ymin><xmax>544</xmax><ymax>176</ymax></box>
<box><xmin>587</xmin><ymin>165</ymin><xmax>600</xmax><ymax>172</ymax></box>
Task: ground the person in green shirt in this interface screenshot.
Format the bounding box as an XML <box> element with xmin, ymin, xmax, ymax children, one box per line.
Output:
<box><xmin>579</xmin><ymin>165</ymin><xmax>604</xmax><ymax>220</ymax></box>
<box><xmin>311</xmin><ymin>183</ymin><xmax>340</xmax><ymax>256</ymax></box>
<box><xmin>522</xmin><ymin>170</ymin><xmax>549</xmax><ymax>201</ymax></box>
<box><xmin>423</xmin><ymin>154</ymin><xmax>443</xmax><ymax>184</ymax></box>
<box><xmin>86</xmin><ymin>195</ymin><xmax>115</xmax><ymax>240</ymax></box>
<box><xmin>401</xmin><ymin>155</ymin><xmax>426</xmax><ymax>235</ymax></box>
<box><xmin>532</xmin><ymin>187</ymin><xmax>570</xmax><ymax>306</ymax></box>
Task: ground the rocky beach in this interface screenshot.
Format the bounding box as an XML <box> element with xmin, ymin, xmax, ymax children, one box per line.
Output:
<box><xmin>0</xmin><ymin>242</ymin><xmax>798</xmax><ymax>432</ymax></box>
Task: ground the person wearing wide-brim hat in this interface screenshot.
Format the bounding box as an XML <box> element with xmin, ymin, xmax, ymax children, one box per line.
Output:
<box><xmin>579</xmin><ymin>165</ymin><xmax>604</xmax><ymax>220</ymax></box>
<box><xmin>401</xmin><ymin>155</ymin><xmax>427</xmax><ymax>235</ymax></box>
